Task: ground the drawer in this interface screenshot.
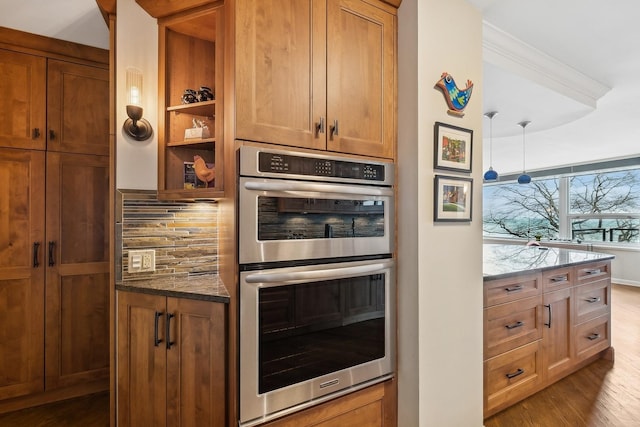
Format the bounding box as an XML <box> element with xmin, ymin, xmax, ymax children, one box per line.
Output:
<box><xmin>575</xmin><ymin>261</ymin><xmax>610</xmax><ymax>285</ymax></box>
<box><xmin>484</xmin><ymin>340</ymin><xmax>543</xmax><ymax>417</ymax></box>
<box><xmin>484</xmin><ymin>273</ymin><xmax>541</xmax><ymax>307</ymax></box>
<box><xmin>575</xmin><ymin>314</ymin><xmax>610</xmax><ymax>361</ymax></box>
<box><xmin>574</xmin><ymin>279</ymin><xmax>610</xmax><ymax>324</ymax></box>
<box><xmin>484</xmin><ymin>295</ymin><xmax>543</xmax><ymax>359</ymax></box>
<box><xmin>541</xmin><ymin>267</ymin><xmax>573</xmax><ymax>292</ymax></box>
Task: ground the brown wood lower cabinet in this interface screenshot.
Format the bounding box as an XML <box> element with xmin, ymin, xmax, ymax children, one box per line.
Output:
<box><xmin>262</xmin><ymin>380</ymin><xmax>394</xmax><ymax>427</ymax></box>
<box><xmin>117</xmin><ymin>290</ymin><xmax>227</xmax><ymax>427</ymax></box>
<box><xmin>483</xmin><ymin>260</ymin><xmax>612</xmax><ymax>418</ymax></box>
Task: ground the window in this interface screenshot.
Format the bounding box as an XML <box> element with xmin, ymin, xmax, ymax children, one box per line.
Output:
<box><xmin>483</xmin><ymin>167</ymin><xmax>640</xmax><ymax>244</ymax></box>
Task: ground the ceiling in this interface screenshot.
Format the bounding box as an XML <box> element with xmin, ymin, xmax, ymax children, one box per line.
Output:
<box><xmin>1</xmin><ymin>0</ymin><xmax>638</xmax><ymax>175</ymax></box>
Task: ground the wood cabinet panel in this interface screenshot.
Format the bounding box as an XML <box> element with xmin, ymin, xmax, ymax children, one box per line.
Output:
<box><xmin>575</xmin><ymin>261</ymin><xmax>610</xmax><ymax>285</ymax></box>
<box><xmin>574</xmin><ymin>314</ymin><xmax>610</xmax><ymax>361</ymax></box>
<box><xmin>542</xmin><ymin>288</ymin><xmax>573</xmax><ymax>383</ymax></box>
<box><xmin>117</xmin><ymin>291</ymin><xmax>227</xmax><ymax>427</ymax></box>
<box><xmin>541</xmin><ymin>267</ymin><xmax>572</xmax><ymax>293</ymax></box>
<box><xmin>235</xmin><ymin>0</ymin><xmax>326</xmax><ymax>150</ymax></box>
<box><xmin>573</xmin><ymin>278</ymin><xmax>611</xmax><ymax>325</ymax></box>
<box><xmin>484</xmin><ymin>273</ymin><xmax>541</xmax><ymax>307</ymax></box>
<box><xmin>484</xmin><ymin>340</ymin><xmax>542</xmax><ymax>416</ymax></box>
<box><xmin>484</xmin><ymin>295</ymin><xmax>542</xmax><ymax>359</ymax></box>
<box><xmin>326</xmin><ymin>0</ymin><xmax>395</xmax><ymax>159</ymax></box>
<box><xmin>117</xmin><ymin>291</ymin><xmax>168</xmax><ymax>427</ymax></box>
<box><xmin>0</xmin><ymin>50</ymin><xmax>46</xmax><ymax>150</ymax></box>
<box><xmin>46</xmin><ymin>60</ymin><xmax>109</xmax><ymax>156</ymax></box>
<box><xmin>0</xmin><ymin>148</ymin><xmax>45</xmax><ymax>400</ymax></box>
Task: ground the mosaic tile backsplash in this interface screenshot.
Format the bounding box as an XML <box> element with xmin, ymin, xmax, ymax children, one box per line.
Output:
<box><xmin>116</xmin><ymin>189</ymin><xmax>218</xmax><ymax>282</ymax></box>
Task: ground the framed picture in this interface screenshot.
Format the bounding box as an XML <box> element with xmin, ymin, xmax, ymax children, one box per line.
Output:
<box><xmin>434</xmin><ymin>122</ymin><xmax>473</xmax><ymax>172</ymax></box>
<box><xmin>434</xmin><ymin>175</ymin><xmax>473</xmax><ymax>222</ymax></box>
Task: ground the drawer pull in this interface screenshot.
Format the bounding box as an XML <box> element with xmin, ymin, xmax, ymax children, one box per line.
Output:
<box><xmin>586</xmin><ymin>297</ymin><xmax>601</xmax><ymax>303</ymax></box>
<box><xmin>166</xmin><ymin>313</ymin><xmax>175</xmax><ymax>349</ymax></box>
<box><xmin>544</xmin><ymin>304</ymin><xmax>552</xmax><ymax>328</ymax></box>
<box><xmin>505</xmin><ymin>321</ymin><xmax>524</xmax><ymax>330</ymax></box>
<box><xmin>587</xmin><ymin>333</ymin><xmax>601</xmax><ymax>341</ymax></box>
<box><xmin>504</xmin><ymin>285</ymin><xmax>523</xmax><ymax>293</ymax></box>
<box><xmin>585</xmin><ymin>269</ymin><xmax>601</xmax><ymax>275</ymax></box>
<box><xmin>506</xmin><ymin>368</ymin><xmax>524</xmax><ymax>379</ymax></box>
<box><xmin>550</xmin><ymin>276</ymin><xmax>567</xmax><ymax>283</ymax></box>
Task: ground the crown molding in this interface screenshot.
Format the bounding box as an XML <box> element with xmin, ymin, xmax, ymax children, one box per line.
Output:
<box><xmin>483</xmin><ymin>21</ymin><xmax>610</xmax><ymax>108</ymax></box>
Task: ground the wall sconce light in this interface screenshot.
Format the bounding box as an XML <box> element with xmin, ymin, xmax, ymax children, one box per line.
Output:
<box><xmin>483</xmin><ymin>111</ymin><xmax>499</xmax><ymax>181</ymax></box>
<box><xmin>123</xmin><ymin>67</ymin><xmax>152</xmax><ymax>141</ymax></box>
<box><xmin>517</xmin><ymin>120</ymin><xmax>531</xmax><ymax>184</ymax></box>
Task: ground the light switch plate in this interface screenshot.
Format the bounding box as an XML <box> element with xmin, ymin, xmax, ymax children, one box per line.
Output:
<box><xmin>128</xmin><ymin>249</ymin><xmax>156</xmax><ymax>273</ymax></box>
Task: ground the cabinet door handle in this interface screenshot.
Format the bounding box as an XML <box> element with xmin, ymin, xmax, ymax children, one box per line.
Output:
<box><xmin>550</xmin><ymin>276</ymin><xmax>567</xmax><ymax>283</ymax></box>
<box><xmin>166</xmin><ymin>313</ymin><xmax>175</xmax><ymax>349</ymax></box>
<box><xmin>49</xmin><ymin>129</ymin><xmax>56</xmax><ymax>140</ymax></box>
<box><xmin>32</xmin><ymin>128</ymin><xmax>41</xmax><ymax>139</ymax></box>
<box><xmin>33</xmin><ymin>242</ymin><xmax>41</xmax><ymax>267</ymax></box>
<box><xmin>315</xmin><ymin>117</ymin><xmax>325</xmax><ymax>136</ymax></box>
<box><xmin>544</xmin><ymin>304</ymin><xmax>552</xmax><ymax>327</ymax></box>
<box><xmin>505</xmin><ymin>368</ymin><xmax>524</xmax><ymax>379</ymax></box>
<box><xmin>154</xmin><ymin>311</ymin><xmax>164</xmax><ymax>346</ymax></box>
<box><xmin>48</xmin><ymin>241</ymin><xmax>55</xmax><ymax>266</ymax></box>
<box><xmin>505</xmin><ymin>321</ymin><xmax>524</xmax><ymax>330</ymax></box>
<box><xmin>504</xmin><ymin>285</ymin><xmax>523</xmax><ymax>293</ymax></box>
<box><xmin>587</xmin><ymin>333</ymin><xmax>601</xmax><ymax>341</ymax></box>
<box><xmin>329</xmin><ymin>119</ymin><xmax>339</xmax><ymax>139</ymax></box>
<box><xmin>586</xmin><ymin>297</ymin><xmax>601</xmax><ymax>303</ymax></box>
<box><xmin>585</xmin><ymin>269</ymin><xmax>601</xmax><ymax>275</ymax></box>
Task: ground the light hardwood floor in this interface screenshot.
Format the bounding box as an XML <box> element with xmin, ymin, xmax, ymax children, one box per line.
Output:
<box><xmin>485</xmin><ymin>284</ymin><xmax>640</xmax><ymax>427</ymax></box>
<box><xmin>0</xmin><ymin>285</ymin><xmax>637</xmax><ymax>426</ymax></box>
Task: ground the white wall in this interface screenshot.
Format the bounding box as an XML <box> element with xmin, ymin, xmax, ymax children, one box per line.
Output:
<box><xmin>116</xmin><ymin>0</ymin><xmax>158</xmax><ymax>190</ymax></box>
<box><xmin>397</xmin><ymin>0</ymin><xmax>484</xmax><ymax>425</ymax></box>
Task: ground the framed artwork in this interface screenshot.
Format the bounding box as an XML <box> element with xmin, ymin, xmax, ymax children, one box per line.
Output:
<box><xmin>434</xmin><ymin>122</ymin><xmax>473</xmax><ymax>173</ymax></box>
<box><xmin>434</xmin><ymin>175</ymin><xmax>473</xmax><ymax>222</ymax></box>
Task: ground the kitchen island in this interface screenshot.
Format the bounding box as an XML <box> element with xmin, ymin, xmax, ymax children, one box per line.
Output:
<box><xmin>483</xmin><ymin>244</ymin><xmax>614</xmax><ymax>418</ymax></box>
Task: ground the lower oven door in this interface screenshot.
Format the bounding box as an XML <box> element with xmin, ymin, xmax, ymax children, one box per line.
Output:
<box><xmin>239</xmin><ymin>258</ymin><xmax>395</xmax><ymax>426</ymax></box>
<box><xmin>238</xmin><ymin>177</ymin><xmax>394</xmax><ymax>264</ymax></box>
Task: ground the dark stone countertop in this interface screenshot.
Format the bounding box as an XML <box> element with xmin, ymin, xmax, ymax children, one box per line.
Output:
<box><xmin>116</xmin><ymin>273</ymin><xmax>230</xmax><ymax>303</ymax></box>
<box><xmin>483</xmin><ymin>243</ymin><xmax>615</xmax><ymax>280</ymax></box>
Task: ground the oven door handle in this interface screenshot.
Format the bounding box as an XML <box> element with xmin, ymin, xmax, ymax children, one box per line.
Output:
<box><xmin>243</xmin><ymin>180</ymin><xmax>394</xmax><ymax>197</ymax></box>
<box><xmin>244</xmin><ymin>261</ymin><xmax>393</xmax><ymax>284</ymax></box>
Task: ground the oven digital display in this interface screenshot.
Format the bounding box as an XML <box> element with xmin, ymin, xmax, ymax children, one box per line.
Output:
<box><xmin>258</xmin><ymin>152</ymin><xmax>385</xmax><ymax>181</ymax></box>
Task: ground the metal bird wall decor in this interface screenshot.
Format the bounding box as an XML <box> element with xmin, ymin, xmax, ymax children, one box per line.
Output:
<box><xmin>435</xmin><ymin>72</ymin><xmax>474</xmax><ymax>117</ymax></box>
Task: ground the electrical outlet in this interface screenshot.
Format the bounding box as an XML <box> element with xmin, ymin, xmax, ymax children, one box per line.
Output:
<box><xmin>128</xmin><ymin>249</ymin><xmax>156</xmax><ymax>273</ymax></box>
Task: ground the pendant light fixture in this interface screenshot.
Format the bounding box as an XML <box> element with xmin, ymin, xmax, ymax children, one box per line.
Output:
<box><xmin>517</xmin><ymin>120</ymin><xmax>531</xmax><ymax>184</ymax></box>
<box><xmin>483</xmin><ymin>111</ymin><xmax>499</xmax><ymax>181</ymax></box>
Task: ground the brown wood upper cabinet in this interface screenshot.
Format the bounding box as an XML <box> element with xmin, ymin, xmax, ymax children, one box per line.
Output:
<box><xmin>235</xmin><ymin>0</ymin><xmax>396</xmax><ymax>159</ymax></box>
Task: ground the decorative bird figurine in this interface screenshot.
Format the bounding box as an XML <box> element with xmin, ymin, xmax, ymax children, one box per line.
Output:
<box><xmin>193</xmin><ymin>155</ymin><xmax>215</xmax><ymax>187</ymax></box>
<box><xmin>434</xmin><ymin>72</ymin><xmax>474</xmax><ymax>116</ymax></box>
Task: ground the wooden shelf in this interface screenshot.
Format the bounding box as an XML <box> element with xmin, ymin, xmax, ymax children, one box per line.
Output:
<box><xmin>167</xmin><ymin>100</ymin><xmax>215</xmax><ymax>117</ymax></box>
<box><xmin>167</xmin><ymin>138</ymin><xmax>215</xmax><ymax>147</ymax></box>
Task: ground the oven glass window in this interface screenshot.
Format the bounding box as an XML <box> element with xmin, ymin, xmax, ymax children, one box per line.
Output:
<box><xmin>258</xmin><ymin>274</ymin><xmax>386</xmax><ymax>394</ymax></box>
<box><xmin>257</xmin><ymin>196</ymin><xmax>385</xmax><ymax>240</ymax></box>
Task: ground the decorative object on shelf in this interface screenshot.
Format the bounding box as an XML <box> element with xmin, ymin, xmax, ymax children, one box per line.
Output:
<box><xmin>123</xmin><ymin>67</ymin><xmax>153</xmax><ymax>141</ymax></box>
<box><xmin>193</xmin><ymin>155</ymin><xmax>215</xmax><ymax>186</ymax></box>
<box><xmin>483</xmin><ymin>111</ymin><xmax>499</xmax><ymax>181</ymax></box>
<box><xmin>184</xmin><ymin>118</ymin><xmax>210</xmax><ymax>140</ymax></box>
<box><xmin>434</xmin><ymin>174</ymin><xmax>473</xmax><ymax>222</ymax></box>
<box><xmin>517</xmin><ymin>120</ymin><xmax>532</xmax><ymax>184</ymax></box>
<box><xmin>197</xmin><ymin>86</ymin><xmax>214</xmax><ymax>101</ymax></box>
<box><xmin>434</xmin><ymin>72</ymin><xmax>474</xmax><ymax>117</ymax></box>
<box><xmin>434</xmin><ymin>121</ymin><xmax>473</xmax><ymax>173</ymax></box>
<box><xmin>181</xmin><ymin>89</ymin><xmax>198</xmax><ymax>104</ymax></box>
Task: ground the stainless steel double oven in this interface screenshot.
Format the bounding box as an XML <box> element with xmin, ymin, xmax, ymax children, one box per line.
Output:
<box><xmin>238</xmin><ymin>146</ymin><xmax>395</xmax><ymax>426</ymax></box>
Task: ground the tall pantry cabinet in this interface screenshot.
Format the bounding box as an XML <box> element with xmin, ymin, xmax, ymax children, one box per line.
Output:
<box><xmin>0</xmin><ymin>29</ymin><xmax>110</xmax><ymax>409</ymax></box>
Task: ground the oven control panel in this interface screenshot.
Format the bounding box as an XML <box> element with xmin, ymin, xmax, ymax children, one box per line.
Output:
<box><xmin>258</xmin><ymin>152</ymin><xmax>386</xmax><ymax>181</ymax></box>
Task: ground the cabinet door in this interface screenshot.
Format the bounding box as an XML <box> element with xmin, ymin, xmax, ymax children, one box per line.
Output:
<box><xmin>45</xmin><ymin>152</ymin><xmax>110</xmax><ymax>389</ymax></box>
<box><xmin>0</xmin><ymin>148</ymin><xmax>45</xmax><ymax>400</ymax></box>
<box><xmin>235</xmin><ymin>0</ymin><xmax>327</xmax><ymax>150</ymax></box>
<box><xmin>326</xmin><ymin>0</ymin><xmax>395</xmax><ymax>159</ymax></box>
<box><xmin>542</xmin><ymin>288</ymin><xmax>574</xmax><ymax>383</ymax></box>
<box><xmin>47</xmin><ymin>60</ymin><xmax>109</xmax><ymax>155</ymax></box>
<box><xmin>117</xmin><ymin>291</ymin><xmax>168</xmax><ymax>427</ymax></box>
<box><xmin>0</xmin><ymin>50</ymin><xmax>46</xmax><ymax>150</ymax></box>
<box><xmin>166</xmin><ymin>298</ymin><xmax>226</xmax><ymax>427</ymax></box>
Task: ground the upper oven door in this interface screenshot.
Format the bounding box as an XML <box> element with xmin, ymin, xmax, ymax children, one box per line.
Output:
<box><xmin>239</xmin><ymin>177</ymin><xmax>394</xmax><ymax>265</ymax></box>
